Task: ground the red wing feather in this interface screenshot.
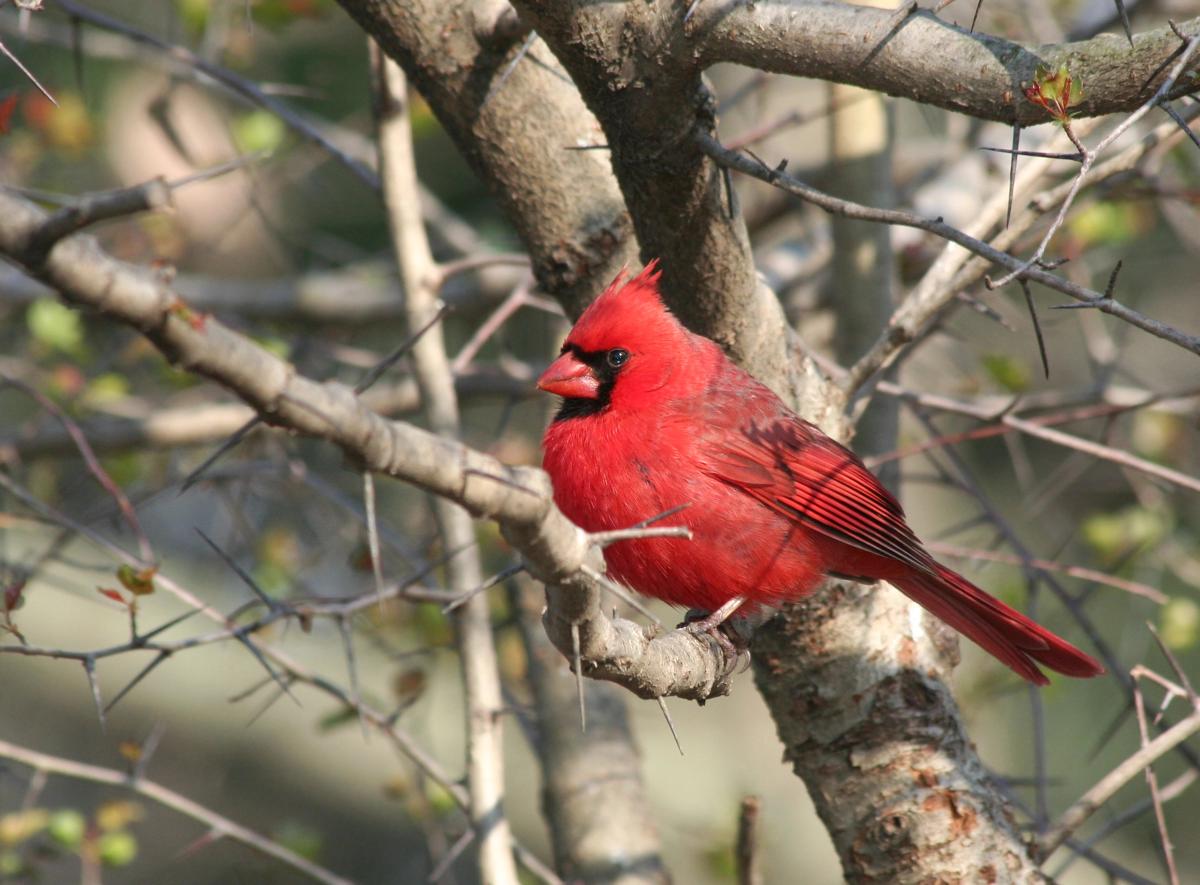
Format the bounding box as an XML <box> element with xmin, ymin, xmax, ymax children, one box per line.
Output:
<box><xmin>706</xmin><ymin>417</ymin><xmax>935</xmax><ymax>576</ymax></box>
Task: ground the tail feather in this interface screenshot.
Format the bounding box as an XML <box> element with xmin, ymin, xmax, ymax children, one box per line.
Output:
<box><xmin>895</xmin><ymin>563</ymin><xmax>1104</xmax><ymax>685</ymax></box>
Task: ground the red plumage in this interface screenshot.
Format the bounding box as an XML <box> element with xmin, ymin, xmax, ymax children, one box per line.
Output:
<box><xmin>538</xmin><ymin>263</ymin><xmax>1103</xmax><ymax>685</ymax></box>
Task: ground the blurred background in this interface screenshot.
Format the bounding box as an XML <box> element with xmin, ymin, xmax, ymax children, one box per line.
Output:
<box><xmin>1</xmin><ymin>1</ymin><xmax>1199</xmax><ymax>883</ymax></box>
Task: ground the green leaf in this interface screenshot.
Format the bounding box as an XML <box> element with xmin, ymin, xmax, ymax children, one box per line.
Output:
<box><xmin>233</xmin><ymin>110</ymin><xmax>286</xmax><ymax>155</ymax></box>
<box><xmin>1082</xmin><ymin>507</ymin><xmax>1169</xmax><ymax>560</ymax></box>
<box><xmin>83</xmin><ymin>373</ymin><xmax>131</xmax><ymax>405</ymax></box>
<box><xmin>981</xmin><ymin>354</ymin><xmax>1031</xmax><ymax>393</ymax></box>
<box><xmin>47</xmin><ymin>810</ymin><xmax>86</xmax><ymax>850</ymax></box>
<box><xmin>0</xmin><ymin>851</ymin><xmax>25</xmax><ymax>877</ymax></box>
<box><xmin>272</xmin><ymin>820</ymin><xmax>323</xmax><ymax>861</ymax></box>
<box><xmin>176</xmin><ymin>0</ymin><xmax>211</xmax><ymax>35</ymax></box>
<box><xmin>96</xmin><ymin>830</ymin><xmax>137</xmax><ymax>867</ymax></box>
<box><xmin>116</xmin><ymin>565</ymin><xmax>157</xmax><ymax>597</ymax></box>
<box><xmin>317</xmin><ymin>707</ymin><xmax>358</xmax><ymax>732</ymax></box>
<box><xmin>27</xmin><ymin>299</ymin><xmax>84</xmax><ymax>356</ymax></box>
<box><xmin>1160</xmin><ymin>598</ymin><xmax>1199</xmax><ymax>650</ymax></box>
<box><xmin>424</xmin><ymin>781</ymin><xmax>456</xmax><ymax>816</ymax></box>
<box><xmin>1068</xmin><ymin>201</ymin><xmax>1144</xmax><ymax>247</ymax></box>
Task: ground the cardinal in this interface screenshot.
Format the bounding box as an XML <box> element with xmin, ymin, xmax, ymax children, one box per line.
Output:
<box><xmin>537</xmin><ymin>262</ymin><xmax>1103</xmax><ymax>685</ymax></box>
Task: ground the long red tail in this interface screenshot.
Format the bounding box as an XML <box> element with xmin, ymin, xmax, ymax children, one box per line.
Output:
<box><xmin>894</xmin><ymin>563</ymin><xmax>1104</xmax><ymax>685</ymax></box>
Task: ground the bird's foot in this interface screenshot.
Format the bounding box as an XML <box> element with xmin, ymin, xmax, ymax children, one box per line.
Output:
<box><xmin>679</xmin><ymin>596</ymin><xmax>751</xmax><ymax>674</ymax></box>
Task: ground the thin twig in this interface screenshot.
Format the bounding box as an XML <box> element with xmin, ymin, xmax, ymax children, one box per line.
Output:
<box><xmin>1037</xmin><ymin>689</ymin><xmax>1200</xmax><ymax>858</ymax></box>
<box><xmin>0</xmin><ymin>737</ymin><xmax>352</xmax><ymax>885</ymax></box>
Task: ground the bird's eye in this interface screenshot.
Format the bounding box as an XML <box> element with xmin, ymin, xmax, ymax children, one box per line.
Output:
<box><xmin>606</xmin><ymin>348</ymin><xmax>629</xmax><ymax>369</ymax></box>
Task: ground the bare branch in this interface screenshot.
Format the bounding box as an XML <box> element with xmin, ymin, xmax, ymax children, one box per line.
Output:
<box><xmin>696</xmin><ymin>131</ymin><xmax>1200</xmax><ymax>367</ymax></box>
<box><xmin>0</xmin><ymin>737</ymin><xmax>353</xmax><ymax>885</ymax></box>
<box><xmin>373</xmin><ymin>49</ymin><xmax>519</xmax><ymax>884</ymax></box>
<box><xmin>1038</xmin><ymin>678</ymin><xmax>1200</xmax><ymax>859</ymax></box>
<box><xmin>697</xmin><ymin>4</ymin><xmax>1200</xmax><ymax>126</ymax></box>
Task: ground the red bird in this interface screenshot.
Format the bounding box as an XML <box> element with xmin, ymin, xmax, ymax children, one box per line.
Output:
<box><xmin>538</xmin><ymin>262</ymin><xmax>1103</xmax><ymax>685</ymax></box>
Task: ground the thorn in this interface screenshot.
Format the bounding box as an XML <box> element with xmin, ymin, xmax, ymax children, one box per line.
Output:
<box><xmin>362</xmin><ymin>472</ymin><xmax>386</xmax><ymax>610</ymax></box>
<box><xmin>1113</xmin><ymin>0</ymin><xmax>1133</xmax><ymax>47</ymax></box>
<box><xmin>83</xmin><ymin>657</ymin><xmax>106</xmax><ymax>732</ymax></box>
<box><xmin>137</xmin><ymin>606</ymin><xmax>205</xmax><ymax>643</ymax></box>
<box><xmin>337</xmin><ymin>615</ymin><xmax>369</xmax><ymax>741</ymax></box>
<box><xmin>195</xmin><ymin>528</ymin><xmax>278</xmax><ymax>611</ymax></box>
<box><xmin>442</xmin><ymin>562</ymin><xmax>524</xmax><ymax>614</ymax></box>
<box><xmin>179</xmin><ymin>416</ymin><xmax>259</xmax><ymax>493</ymax></box>
<box><xmin>104</xmin><ymin>650</ymin><xmax>171</xmax><ymax>715</ymax></box>
<box><xmin>132</xmin><ymin>721</ymin><xmax>167</xmax><ymax>781</ymax></box>
<box><xmin>571</xmin><ymin>621</ymin><xmax>586</xmax><ymax>732</ymax></box>
<box><xmin>1161</xmin><ymin>103</ymin><xmax>1200</xmax><ymax>152</ymax></box>
<box><xmin>0</xmin><ymin>36</ymin><xmax>57</xmax><ymax>106</ymax></box>
<box><xmin>579</xmin><ymin>563</ymin><xmax>662</xmax><ymax>626</ymax></box>
<box><xmin>1104</xmin><ymin>261</ymin><xmax>1124</xmax><ymax>298</ymax></box>
<box><xmin>480</xmin><ymin>30</ymin><xmax>537</xmax><ymax>109</ymax></box>
<box><xmin>657</xmin><ymin>696</ymin><xmax>684</xmax><ymax>756</ymax></box>
<box><xmin>428</xmin><ymin>827</ymin><xmax>475</xmax><ymax>883</ymax></box>
<box><xmin>1019</xmin><ymin>280</ymin><xmax>1050</xmax><ymax>379</ymax></box>
<box><xmin>355</xmin><ymin>304</ymin><xmax>450</xmax><ymax>395</ymax></box>
<box><xmin>1007</xmin><ymin>125</ymin><xmax>1019</xmax><ymax>229</ymax></box>
<box><xmin>1146</xmin><ymin>623</ymin><xmax>1198</xmax><ymax>704</ymax></box>
<box><xmin>969</xmin><ymin>0</ymin><xmax>984</xmax><ymax>31</ymax></box>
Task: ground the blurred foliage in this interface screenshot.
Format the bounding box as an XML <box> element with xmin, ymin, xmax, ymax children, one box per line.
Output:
<box><xmin>980</xmin><ymin>352</ymin><xmax>1032</xmax><ymax>393</ymax></box>
<box><xmin>0</xmin><ymin>800</ymin><xmax>142</xmax><ymax>879</ymax></box>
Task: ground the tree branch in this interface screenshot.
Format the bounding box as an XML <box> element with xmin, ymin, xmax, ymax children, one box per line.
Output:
<box><xmin>375</xmin><ymin>49</ymin><xmax>520</xmax><ymax>883</ymax></box>
<box><xmin>0</xmin><ymin>737</ymin><xmax>351</xmax><ymax>885</ymax></box>
<box><xmin>696</xmin><ymin>3</ymin><xmax>1200</xmax><ymax>127</ymax></box>
<box><xmin>336</xmin><ymin>0</ymin><xmax>637</xmax><ymax>316</ymax></box>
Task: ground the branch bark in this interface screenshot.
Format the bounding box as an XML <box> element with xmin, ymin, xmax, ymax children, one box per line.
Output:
<box><xmin>696</xmin><ymin>4</ymin><xmax>1200</xmax><ymax>127</ymax></box>
<box><xmin>335</xmin><ymin>0</ymin><xmax>637</xmax><ymax>316</ymax></box>
<box><xmin>374</xmin><ymin>50</ymin><xmax>519</xmax><ymax>884</ymax></box>
<box><xmin>753</xmin><ymin>582</ymin><xmax>1045</xmax><ymax>882</ymax></box>
<box><xmin>510</xmin><ymin>0</ymin><xmax>803</xmax><ymax>398</ymax></box>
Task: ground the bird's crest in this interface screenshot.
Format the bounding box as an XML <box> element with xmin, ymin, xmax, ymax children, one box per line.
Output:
<box><xmin>566</xmin><ymin>260</ymin><xmax>684</xmax><ymax>352</ymax></box>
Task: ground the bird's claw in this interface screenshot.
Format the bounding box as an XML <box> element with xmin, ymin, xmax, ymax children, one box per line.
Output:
<box><xmin>679</xmin><ymin>608</ymin><xmax>751</xmax><ymax>676</ymax></box>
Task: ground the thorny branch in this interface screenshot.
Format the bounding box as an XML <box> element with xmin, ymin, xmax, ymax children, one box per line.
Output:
<box><xmin>373</xmin><ymin>47</ymin><xmax>519</xmax><ymax>884</ymax></box>
<box><xmin>0</xmin><ymin>188</ymin><xmax>732</xmax><ymax>705</ymax></box>
<box><xmin>1037</xmin><ymin>666</ymin><xmax>1200</xmax><ymax>860</ymax></box>
<box><xmin>0</xmin><ymin>737</ymin><xmax>351</xmax><ymax>885</ymax></box>
<box><xmin>697</xmin><ymin>131</ymin><xmax>1200</xmax><ymax>369</ymax></box>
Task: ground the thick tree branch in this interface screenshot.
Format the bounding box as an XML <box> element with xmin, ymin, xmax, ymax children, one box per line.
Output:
<box><xmin>335</xmin><ymin>0</ymin><xmax>637</xmax><ymax>316</ymax></box>
<box><xmin>696</xmin><ymin>3</ymin><xmax>1200</xmax><ymax>127</ymax></box>
<box><xmin>753</xmin><ymin>581</ymin><xmax>1046</xmax><ymax>882</ymax></box>
<box><xmin>510</xmin><ymin>0</ymin><xmax>802</xmax><ymax>398</ymax></box>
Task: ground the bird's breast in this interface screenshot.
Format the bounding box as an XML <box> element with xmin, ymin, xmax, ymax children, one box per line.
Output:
<box><xmin>541</xmin><ymin>409</ymin><xmax>826</xmax><ymax>611</ymax></box>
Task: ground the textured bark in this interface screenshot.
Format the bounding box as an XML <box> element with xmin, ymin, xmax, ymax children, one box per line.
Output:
<box><xmin>336</xmin><ymin>0</ymin><xmax>637</xmax><ymax>315</ymax></box>
<box><xmin>753</xmin><ymin>583</ymin><xmax>1045</xmax><ymax>883</ymax></box>
<box><xmin>697</xmin><ymin>4</ymin><xmax>1200</xmax><ymax>127</ymax></box>
<box><xmin>511</xmin><ymin>0</ymin><xmax>801</xmax><ymax>397</ymax></box>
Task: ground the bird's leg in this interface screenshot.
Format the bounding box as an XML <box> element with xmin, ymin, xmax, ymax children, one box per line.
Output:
<box><xmin>682</xmin><ymin>595</ymin><xmax>747</xmax><ymax>633</ymax></box>
<box><xmin>679</xmin><ymin>595</ymin><xmax>749</xmax><ymax>665</ymax></box>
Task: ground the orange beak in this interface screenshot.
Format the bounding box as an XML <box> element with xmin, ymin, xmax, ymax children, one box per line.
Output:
<box><xmin>537</xmin><ymin>351</ymin><xmax>600</xmax><ymax>399</ymax></box>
